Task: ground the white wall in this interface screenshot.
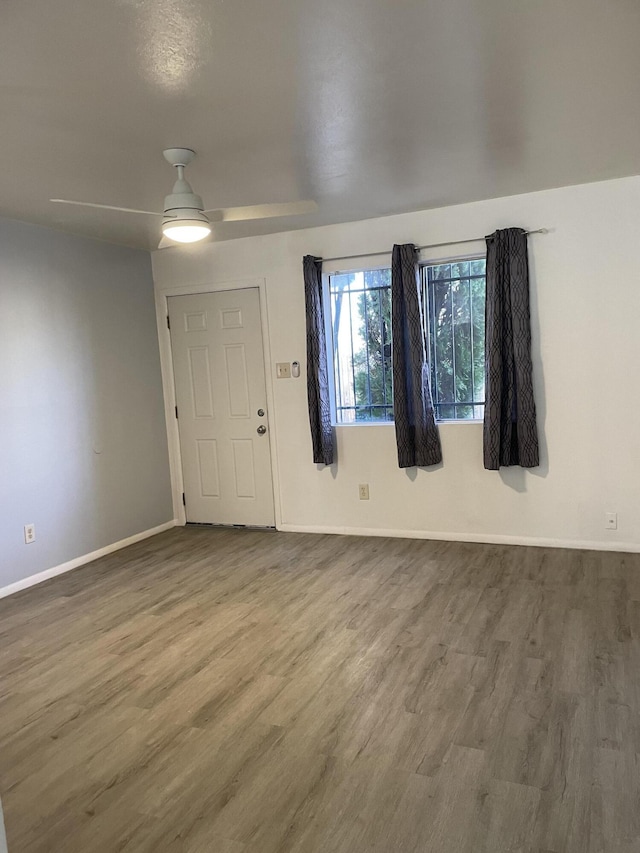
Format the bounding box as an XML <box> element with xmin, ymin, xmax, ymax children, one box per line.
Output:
<box><xmin>0</xmin><ymin>219</ymin><xmax>174</xmax><ymax>591</ymax></box>
<box><xmin>153</xmin><ymin>176</ymin><xmax>640</xmax><ymax>551</ymax></box>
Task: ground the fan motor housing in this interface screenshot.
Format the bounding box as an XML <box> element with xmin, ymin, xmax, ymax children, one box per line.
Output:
<box><xmin>162</xmin><ymin>207</ymin><xmax>210</xmax><ymax>225</ymax></box>
<box><xmin>164</xmin><ymin>193</ymin><xmax>205</xmax><ymax>214</ymax></box>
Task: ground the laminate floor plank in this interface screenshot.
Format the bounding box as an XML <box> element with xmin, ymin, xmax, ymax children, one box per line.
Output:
<box><xmin>1</xmin><ymin>527</ymin><xmax>639</xmax><ymax>851</ymax></box>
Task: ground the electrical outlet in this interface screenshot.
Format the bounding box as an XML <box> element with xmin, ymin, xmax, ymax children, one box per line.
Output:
<box><xmin>605</xmin><ymin>512</ymin><xmax>617</xmax><ymax>530</ymax></box>
<box><xmin>358</xmin><ymin>484</ymin><xmax>370</xmax><ymax>500</ymax></box>
<box><xmin>24</xmin><ymin>523</ymin><xmax>36</xmax><ymax>544</ymax></box>
<box><xmin>276</xmin><ymin>362</ymin><xmax>291</xmax><ymax>379</ymax></box>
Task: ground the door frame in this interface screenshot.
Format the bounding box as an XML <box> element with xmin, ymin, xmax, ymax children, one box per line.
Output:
<box><xmin>154</xmin><ymin>277</ymin><xmax>282</xmax><ymax>528</ymax></box>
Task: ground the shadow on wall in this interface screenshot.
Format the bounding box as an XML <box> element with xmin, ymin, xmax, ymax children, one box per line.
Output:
<box><xmin>405</xmin><ymin>457</ymin><xmax>444</xmax><ymax>481</ymax></box>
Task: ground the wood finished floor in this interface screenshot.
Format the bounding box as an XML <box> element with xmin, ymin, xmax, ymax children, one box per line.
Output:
<box><xmin>1</xmin><ymin>527</ymin><xmax>639</xmax><ymax>852</ymax></box>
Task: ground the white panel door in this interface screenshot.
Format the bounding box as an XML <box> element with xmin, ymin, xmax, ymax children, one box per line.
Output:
<box><xmin>168</xmin><ymin>289</ymin><xmax>275</xmax><ymax>526</ymax></box>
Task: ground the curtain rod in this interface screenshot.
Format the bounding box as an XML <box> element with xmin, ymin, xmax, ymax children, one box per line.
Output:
<box><xmin>321</xmin><ymin>228</ymin><xmax>549</xmax><ymax>265</ymax></box>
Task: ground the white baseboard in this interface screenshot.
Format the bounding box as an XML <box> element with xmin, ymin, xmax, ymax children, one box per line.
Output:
<box><xmin>277</xmin><ymin>523</ymin><xmax>640</xmax><ymax>554</ymax></box>
<box><xmin>0</xmin><ymin>520</ymin><xmax>178</xmax><ymax>600</ymax></box>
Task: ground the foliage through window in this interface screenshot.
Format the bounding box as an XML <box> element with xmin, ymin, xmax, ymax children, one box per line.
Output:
<box><xmin>328</xmin><ymin>258</ymin><xmax>486</xmax><ymax>423</ymax></box>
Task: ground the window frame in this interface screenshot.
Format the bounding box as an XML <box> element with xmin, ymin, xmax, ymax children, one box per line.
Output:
<box><xmin>324</xmin><ymin>251</ymin><xmax>486</xmax><ymax>427</ymax></box>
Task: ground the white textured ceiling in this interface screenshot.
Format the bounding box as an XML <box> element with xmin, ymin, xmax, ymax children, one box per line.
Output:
<box><xmin>2</xmin><ymin>0</ymin><xmax>640</xmax><ymax>250</ymax></box>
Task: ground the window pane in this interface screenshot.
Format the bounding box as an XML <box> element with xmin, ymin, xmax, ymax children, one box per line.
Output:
<box><xmin>432</xmin><ymin>277</ymin><xmax>454</xmax><ymax>406</ymax></box>
<box><xmin>451</xmin><ymin>260</ymin><xmax>470</xmax><ymax>278</ymax></box>
<box><xmin>331</xmin><ymin>286</ymin><xmax>357</xmax><ymax>423</ymax></box>
<box><xmin>431</xmin><ymin>263</ymin><xmax>451</xmax><ymax>281</ymax></box>
<box><xmin>331</xmin><ymin>272</ymin><xmax>354</xmax><ymax>293</ymax></box>
<box><xmin>425</xmin><ymin>257</ymin><xmax>486</xmax><ymax>421</ymax></box>
<box><xmin>363</xmin><ymin>268</ymin><xmax>391</xmax><ymax>290</ymax></box>
<box><xmin>452</xmin><ymin>279</ymin><xmax>472</xmax><ymax>407</ymax></box>
<box><xmin>329</xmin><ymin>269</ymin><xmax>393</xmax><ymax>423</ymax></box>
<box><xmin>471</xmin><ymin>274</ymin><xmax>486</xmax><ymax>406</ymax></box>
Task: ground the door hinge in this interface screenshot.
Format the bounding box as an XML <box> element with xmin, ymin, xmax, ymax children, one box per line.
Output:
<box><xmin>166</xmin><ymin>315</ymin><xmax>171</xmax><ymax>330</ymax></box>
<box><xmin>175</xmin><ymin>406</ymin><xmax>178</xmax><ymax>419</ymax></box>
<box><xmin>182</xmin><ymin>492</ymin><xmax>186</xmax><ymax>506</ymax></box>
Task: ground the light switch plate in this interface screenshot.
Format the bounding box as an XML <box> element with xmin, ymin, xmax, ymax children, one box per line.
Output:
<box><xmin>276</xmin><ymin>362</ymin><xmax>291</xmax><ymax>379</ymax></box>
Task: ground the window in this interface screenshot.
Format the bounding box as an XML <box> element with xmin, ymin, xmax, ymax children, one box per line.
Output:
<box><xmin>327</xmin><ymin>258</ymin><xmax>486</xmax><ymax>423</ymax></box>
<box><xmin>422</xmin><ymin>258</ymin><xmax>486</xmax><ymax>420</ymax></box>
<box><xmin>329</xmin><ymin>268</ymin><xmax>393</xmax><ymax>423</ymax></box>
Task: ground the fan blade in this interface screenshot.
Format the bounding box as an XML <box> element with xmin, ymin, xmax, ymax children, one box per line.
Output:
<box><xmin>157</xmin><ymin>236</ymin><xmax>175</xmax><ymax>250</ymax></box>
<box><xmin>50</xmin><ymin>199</ymin><xmax>164</xmax><ymax>217</ymax></box>
<box><xmin>206</xmin><ymin>200</ymin><xmax>318</xmax><ymax>222</ymax></box>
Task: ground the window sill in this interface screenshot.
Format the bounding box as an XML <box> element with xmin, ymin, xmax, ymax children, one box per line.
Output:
<box><xmin>332</xmin><ymin>419</ymin><xmax>483</xmax><ymax>427</ymax></box>
<box><xmin>333</xmin><ymin>421</ymin><xmax>394</xmax><ymax>427</ymax></box>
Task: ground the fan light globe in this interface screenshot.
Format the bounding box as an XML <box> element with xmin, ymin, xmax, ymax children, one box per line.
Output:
<box><xmin>162</xmin><ymin>220</ymin><xmax>212</xmax><ymax>243</ymax></box>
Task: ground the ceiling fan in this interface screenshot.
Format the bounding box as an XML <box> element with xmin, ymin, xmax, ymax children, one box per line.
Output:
<box><xmin>51</xmin><ymin>148</ymin><xmax>318</xmax><ymax>248</ymax></box>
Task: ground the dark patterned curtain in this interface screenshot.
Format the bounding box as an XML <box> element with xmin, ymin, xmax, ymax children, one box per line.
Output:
<box><xmin>484</xmin><ymin>228</ymin><xmax>539</xmax><ymax>469</ymax></box>
<box><xmin>303</xmin><ymin>255</ymin><xmax>334</xmax><ymax>465</ymax></box>
<box><xmin>391</xmin><ymin>244</ymin><xmax>442</xmax><ymax>468</ymax></box>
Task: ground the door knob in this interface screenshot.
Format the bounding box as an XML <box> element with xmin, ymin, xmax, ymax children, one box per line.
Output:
<box><xmin>256</xmin><ymin>425</ymin><xmax>267</xmax><ymax>435</ymax></box>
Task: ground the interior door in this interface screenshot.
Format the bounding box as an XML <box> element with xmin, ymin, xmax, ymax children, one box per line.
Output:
<box><xmin>168</xmin><ymin>288</ymin><xmax>275</xmax><ymax>526</ymax></box>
